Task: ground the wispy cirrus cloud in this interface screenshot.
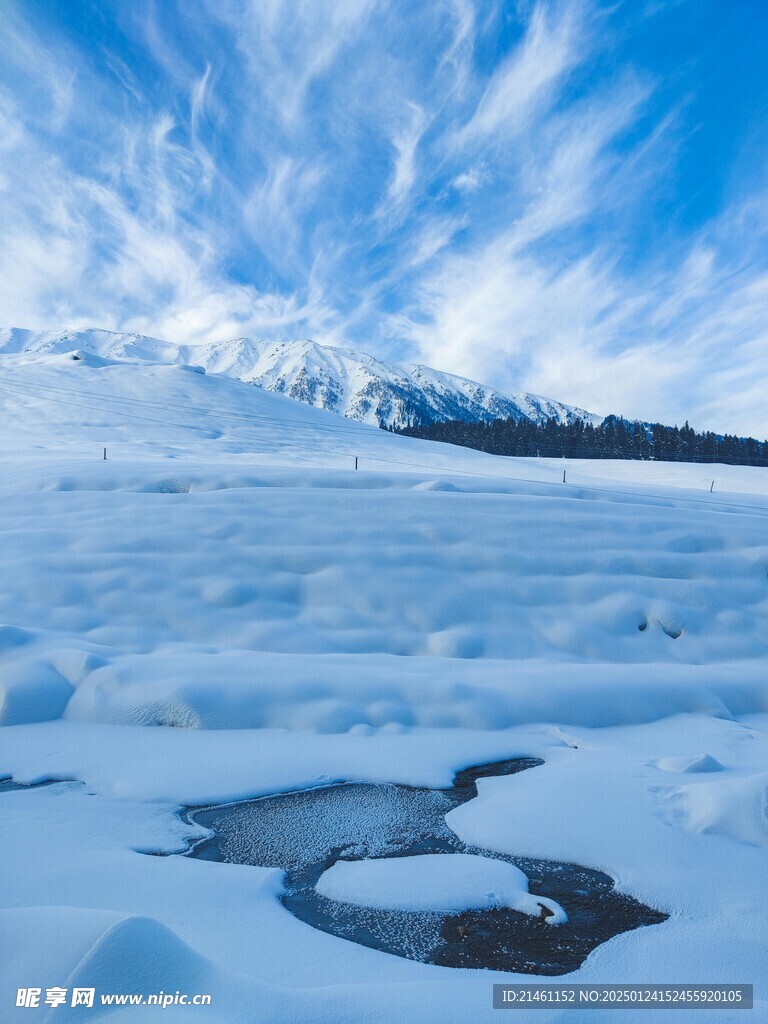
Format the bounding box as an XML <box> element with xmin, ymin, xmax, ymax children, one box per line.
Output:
<box><xmin>452</xmin><ymin>1</ymin><xmax>589</xmax><ymax>148</ymax></box>
<box><xmin>0</xmin><ymin>0</ymin><xmax>766</xmax><ymax>433</ymax></box>
<box><xmin>383</xmin><ymin>102</ymin><xmax>428</xmax><ymax>211</ymax></box>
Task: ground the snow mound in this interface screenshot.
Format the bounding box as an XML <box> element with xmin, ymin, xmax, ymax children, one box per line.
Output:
<box><xmin>0</xmin><ymin>906</ymin><xmax>264</xmax><ymax>1021</ymax></box>
<box><xmin>315</xmin><ymin>852</ymin><xmax>567</xmax><ymax>923</ymax></box>
<box><xmin>0</xmin><ymin>658</ymin><xmax>73</xmax><ymax>726</ymax></box>
<box><xmin>656</xmin><ymin>753</ymin><xmax>724</xmax><ymax>773</ymax></box>
<box><xmin>655</xmin><ymin>772</ymin><xmax>768</xmax><ymax>847</ymax></box>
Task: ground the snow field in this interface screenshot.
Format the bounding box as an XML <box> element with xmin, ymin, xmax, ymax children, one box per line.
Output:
<box><xmin>0</xmin><ymin>360</ymin><xmax>766</xmax><ymax>730</ymax></box>
<box><xmin>0</xmin><ymin>351</ymin><xmax>766</xmax><ymax>1020</ymax></box>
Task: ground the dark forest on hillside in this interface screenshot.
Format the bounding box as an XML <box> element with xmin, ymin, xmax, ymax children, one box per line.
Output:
<box><xmin>395</xmin><ymin>415</ymin><xmax>768</xmax><ymax>467</ymax></box>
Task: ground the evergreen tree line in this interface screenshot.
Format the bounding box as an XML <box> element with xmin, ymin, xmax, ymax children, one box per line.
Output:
<box><xmin>395</xmin><ymin>414</ymin><xmax>768</xmax><ymax>467</ymax></box>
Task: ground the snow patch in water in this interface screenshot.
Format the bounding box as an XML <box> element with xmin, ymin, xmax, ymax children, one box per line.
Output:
<box><xmin>316</xmin><ymin>852</ymin><xmax>567</xmax><ymax>922</ymax></box>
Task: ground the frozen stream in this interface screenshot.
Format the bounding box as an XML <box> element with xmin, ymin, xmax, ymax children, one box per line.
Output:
<box><xmin>182</xmin><ymin>758</ymin><xmax>667</xmax><ymax>974</ymax></box>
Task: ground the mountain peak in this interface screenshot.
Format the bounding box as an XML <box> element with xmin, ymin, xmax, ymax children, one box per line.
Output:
<box><xmin>0</xmin><ymin>327</ymin><xmax>599</xmax><ymax>430</ymax></box>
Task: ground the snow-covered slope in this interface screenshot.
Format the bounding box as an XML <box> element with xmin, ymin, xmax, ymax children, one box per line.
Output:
<box><xmin>1</xmin><ymin>351</ymin><xmax>767</xmax><ymax>1022</ymax></box>
<box><xmin>0</xmin><ymin>347</ymin><xmax>766</xmax><ymax>726</ymax></box>
<box><xmin>0</xmin><ymin>326</ymin><xmax>598</xmax><ymax>428</ymax></box>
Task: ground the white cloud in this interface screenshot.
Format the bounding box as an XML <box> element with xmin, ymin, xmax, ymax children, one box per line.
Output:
<box><xmin>405</xmin><ymin>214</ymin><xmax>468</xmax><ymax>268</ymax></box>
<box><xmin>453</xmin><ymin>1</ymin><xmax>588</xmax><ymax>147</ymax></box>
<box><xmin>207</xmin><ymin>0</ymin><xmax>379</xmax><ymax>128</ymax></box>
<box><xmin>437</xmin><ymin>0</ymin><xmax>476</xmax><ymax>99</ymax></box>
<box><xmin>0</xmin><ymin>82</ymin><xmax>331</xmax><ymax>345</ymax></box>
<box><xmin>451</xmin><ymin>165</ymin><xmax>486</xmax><ymax>193</ymax></box>
<box><xmin>243</xmin><ymin>156</ymin><xmax>325</xmax><ymax>273</ymax></box>
<box><xmin>391</xmin><ymin>64</ymin><xmax>768</xmax><ymax>434</ymax></box>
<box><xmin>384</xmin><ymin>102</ymin><xmax>427</xmax><ymax>210</ymax></box>
<box><xmin>397</xmin><ymin>194</ymin><xmax>768</xmax><ymax>433</ymax></box>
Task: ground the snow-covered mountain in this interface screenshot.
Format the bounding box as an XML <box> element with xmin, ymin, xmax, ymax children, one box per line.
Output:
<box><xmin>0</xmin><ymin>327</ymin><xmax>598</xmax><ymax>429</ymax></box>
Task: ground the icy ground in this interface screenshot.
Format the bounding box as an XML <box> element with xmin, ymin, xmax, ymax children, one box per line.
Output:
<box><xmin>0</xmin><ymin>350</ymin><xmax>766</xmax><ymax>1021</ymax></box>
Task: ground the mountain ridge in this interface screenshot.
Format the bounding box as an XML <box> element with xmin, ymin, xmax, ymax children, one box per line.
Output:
<box><xmin>0</xmin><ymin>327</ymin><xmax>600</xmax><ymax>429</ymax></box>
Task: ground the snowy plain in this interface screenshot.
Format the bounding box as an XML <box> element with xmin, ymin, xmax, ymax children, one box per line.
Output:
<box><xmin>0</xmin><ymin>349</ymin><xmax>766</xmax><ymax>1021</ymax></box>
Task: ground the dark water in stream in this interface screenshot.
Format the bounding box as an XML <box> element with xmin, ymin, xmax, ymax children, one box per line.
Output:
<box><xmin>181</xmin><ymin>758</ymin><xmax>667</xmax><ymax>974</ymax></box>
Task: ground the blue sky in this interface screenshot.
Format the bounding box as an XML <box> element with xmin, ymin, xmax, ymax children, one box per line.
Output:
<box><xmin>1</xmin><ymin>0</ymin><xmax>767</xmax><ymax>433</ymax></box>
